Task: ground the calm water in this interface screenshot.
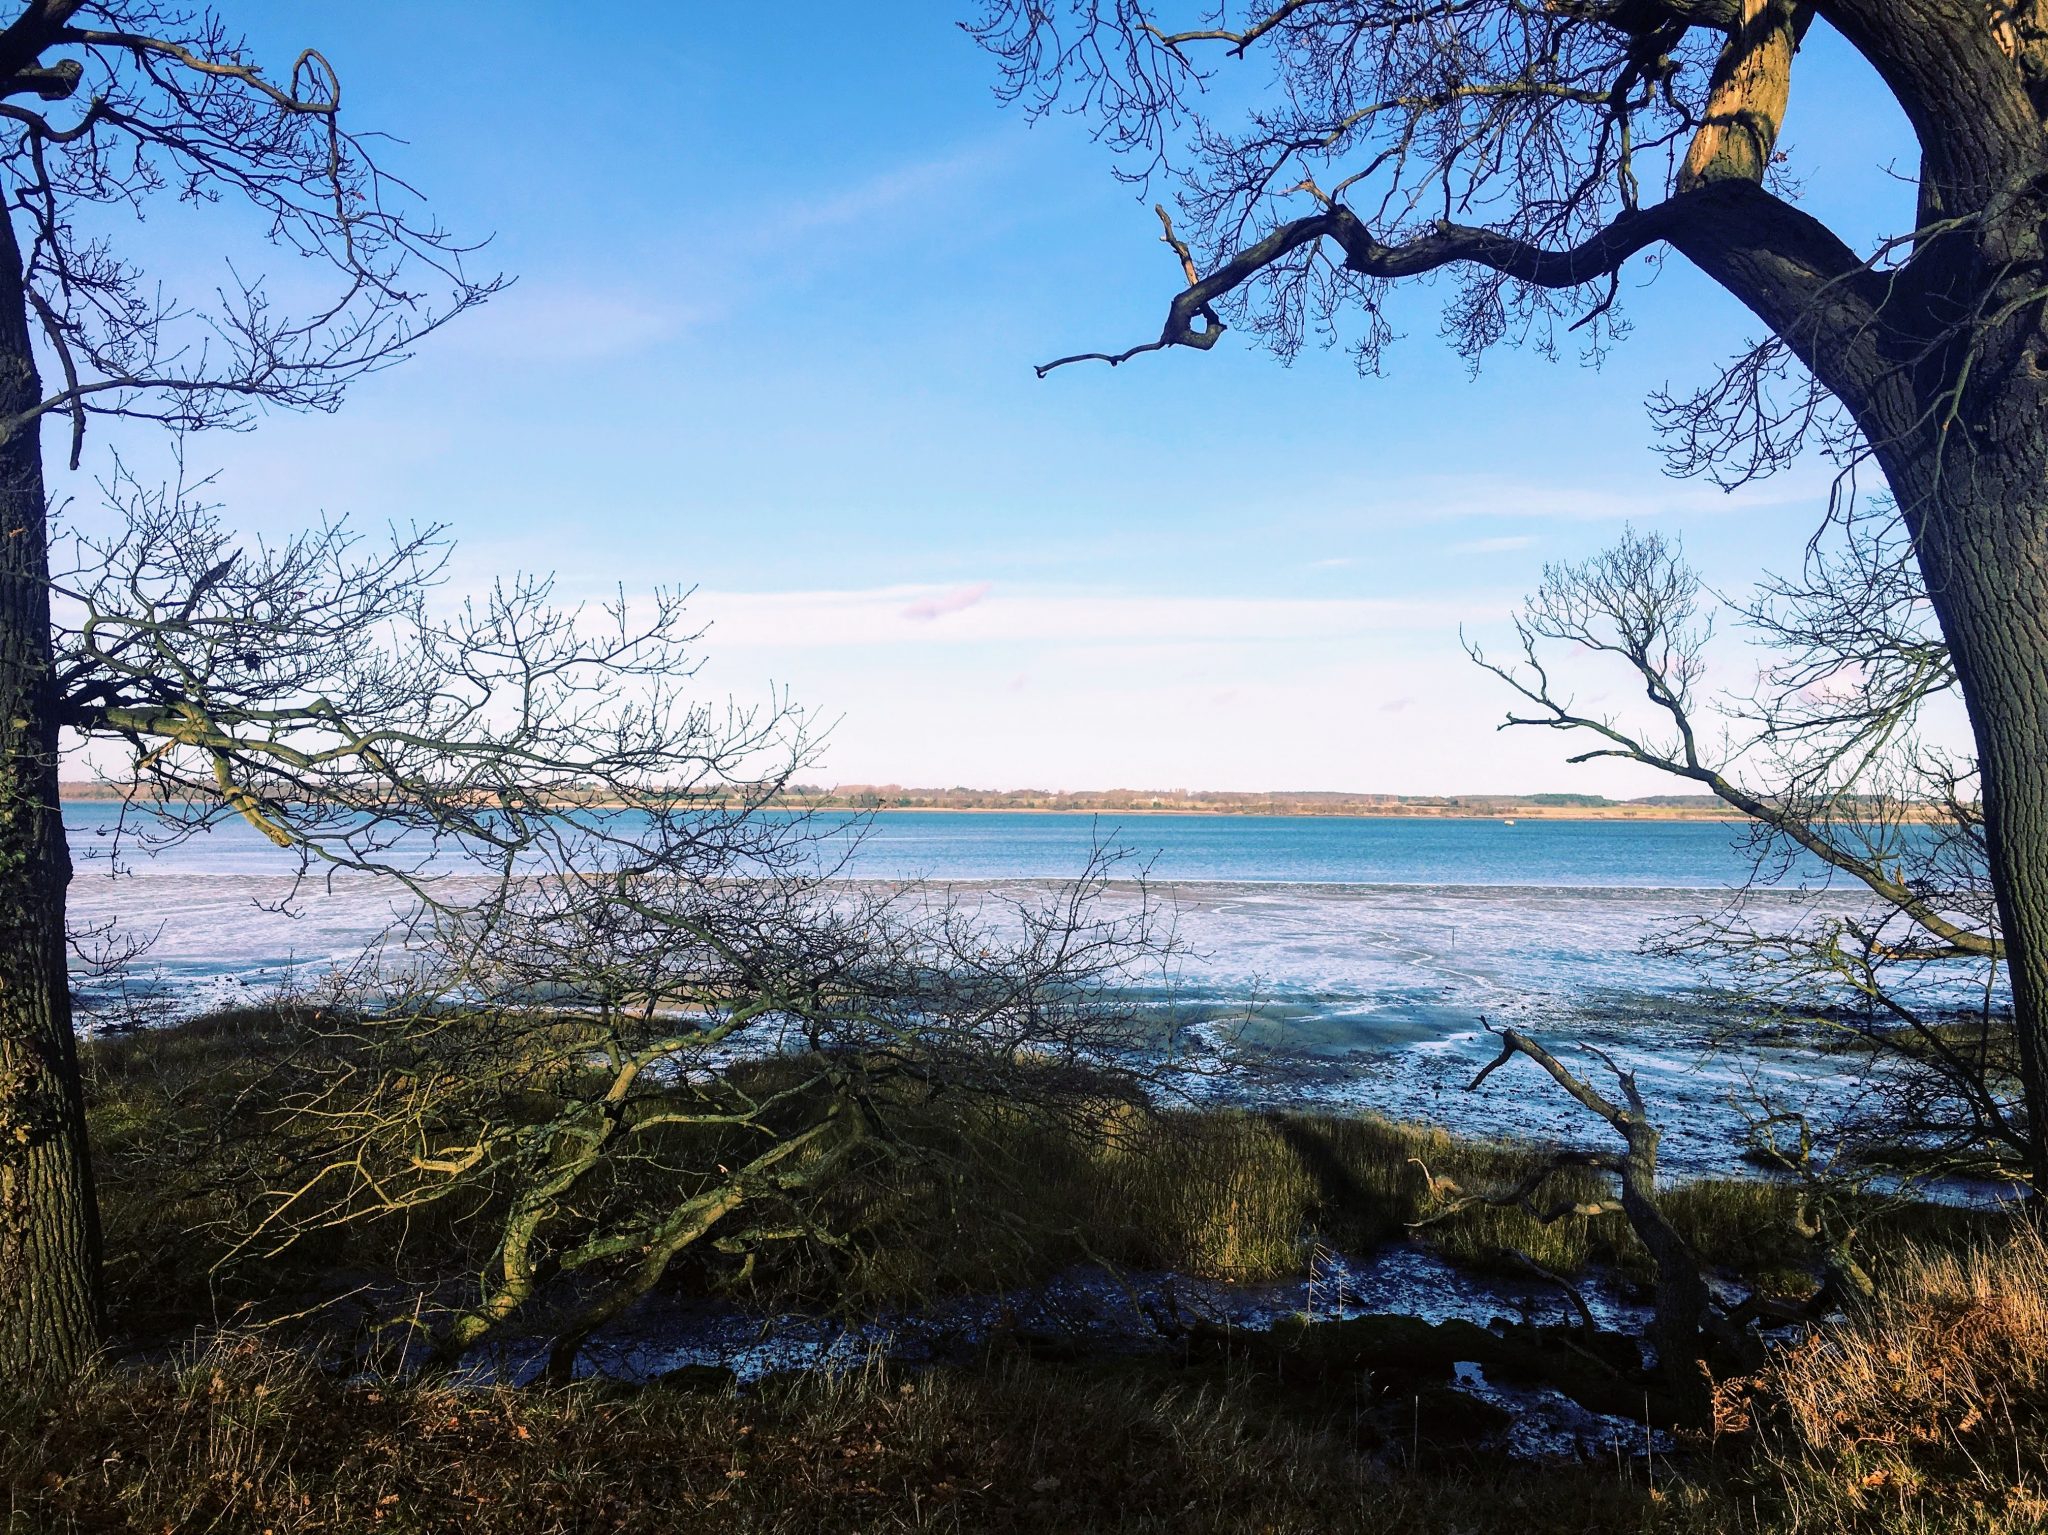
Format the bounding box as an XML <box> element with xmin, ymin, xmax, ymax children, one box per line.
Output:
<box><xmin>63</xmin><ymin>803</ymin><xmax>1812</xmax><ymax>886</ymax></box>
<box><xmin>58</xmin><ymin>805</ymin><xmax>1878</xmax><ymax>1024</ymax></box>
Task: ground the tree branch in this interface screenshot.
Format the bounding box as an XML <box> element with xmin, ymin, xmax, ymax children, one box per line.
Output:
<box><xmin>1040</xmin><ymin>181</ymin><xmax>1891</xmax><ymax>402</ymax></box>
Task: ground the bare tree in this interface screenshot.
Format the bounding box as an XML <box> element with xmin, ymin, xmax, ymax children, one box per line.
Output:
<box><xmin>49</xmin><ymin>471</ymin><xmax>784</xmax><ymax>898</ymax></box>
<box><xmin>0</xmin><ymin>4</ymin><xmax>496</xmax><ymax>1384</ymax></box>
<box><xmin>1471</xmin><ymin>524</ymin><xmax>2021</xmax><ymax>1183</ymax></box>
<box><xmin>215</xmin><ymin>833</ymin><xmax>1167</xmax><ymax>1379</ymax></box>
<box><xmin>1424</xmin><ymin>1023</ymin><xmax>1850</xmax><ymax>1423</ymax></box>
<box><xmin>968</xmin><ymin>0</ymin><xmax>2048</xmax><ymax>1190</ymax></box>
<box><xmin>1441</xmin><ymin>1024</ymin><xmax>1716</xmax><ymax>1414</ymax></box>
<box><xmin>36</xmin><ymin>467</ymin><xmax>1179</xmax><ymax>1381</ymax></box>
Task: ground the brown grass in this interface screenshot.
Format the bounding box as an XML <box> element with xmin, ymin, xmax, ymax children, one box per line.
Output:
<box><xmin>32</xmin><ymin>1009</ymin><xmax>2047</xmax><ymax>1532</ymax></box>
<box><xmin>82</xmin><ymin>1009</ymin><xmax>1965</xmax><ymax>1339</ymax></box>
<box><xmin>15</xmin><ymin>1219</ymin><xmax>2048</xmax><ymax>1535</ymax></box>
<box><xmin>2</xmin><ymin>1332</ymin><xmax>1719</xmax><ymax>1534</ymax></box>
<box><xmin>1721</xmin><ymin>1221</ymin><xmax>2048</xmax><ymax>1531</ymax></box>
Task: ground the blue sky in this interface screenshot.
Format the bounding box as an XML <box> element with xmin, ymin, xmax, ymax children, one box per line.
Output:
<box><xmin>61</xmin><ymin>4</ymin><xmax>1944</xmax><ymax>795</ymax></box>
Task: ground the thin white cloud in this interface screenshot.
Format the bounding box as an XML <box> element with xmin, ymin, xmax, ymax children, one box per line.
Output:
<box><xmin>1406</xmin><ymin>473</ymin><xmax>1815</xmax><ymax>522</ymax></box>
<box><xmin>445</xmin><ymin>142</ymin><xmax>1009</xmax><ymax>368</ymax></box>
<box><xmin>759</xmin><ymin>143</ymin><xmax>1006</xmax><ymax>243</ymax></box>
<box><xmin>692</xmin><ymin>583</ymin><xmax>1504</xmax><ymax>648</ymax></box>
<box><xmin>444</xmin><ymin>279</ymin><xmax>703</xmax><ymax>364</ymax></box>
<box><xmin>1450</xmin><ymin>535</ymin><xmax>1537</xmax><ymax>555</ymax></box>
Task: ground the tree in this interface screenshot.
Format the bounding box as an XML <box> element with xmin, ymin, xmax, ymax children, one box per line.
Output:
<box><xmin>1422</xmin><ymin>1019</ymin><xmax>1886</xmax><ymax>1425</ymax></box>
<box><xmin>55</xmin><ymin>482</ymin><xmax>1175</xmax><ymax>1375</ymax></box>
<box><xmin>1475</xmin><ymin>523</ymin><xmax>2022</xmax><ymax>1184</ymax></box>
<box><xmin>41</xmin><ymin>479</ymin><xmax>808</xmax><ymax>1371</ymax></box>
<box><xmin>219</xmin><ymin>833</ymin><xmax>1163</xmax><ymax>1378</ymax></box>
<box><xmin>969</xmin><ymin>0</ymin><xmax>2048</xmax><ymax>1186</ymax></box>
<box><xmin>1450</xmin><ymin>1024</ymin><xmax>1718</xmax><ymax>1419</ymax></box>
<box><xmin>55</xmin><ymin>472</ymin><xmax>1174</xmax><ymax>1379</ymax></box>
<box><xmin>0</xmin><ymin>4</ymin><xmax>494</xmax><ymax>1384</ymax></box>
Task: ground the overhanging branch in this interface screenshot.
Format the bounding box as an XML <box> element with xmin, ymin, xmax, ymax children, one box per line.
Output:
<box><xmin>1040</xmin><ymin>182</ymin><xmax>1890</xmax><ymax>397</ymax></box>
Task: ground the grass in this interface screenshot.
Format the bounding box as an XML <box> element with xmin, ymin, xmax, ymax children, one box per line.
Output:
<box><xmin>3</xmin><ymin>1335</ymin><xmax>1690</xmax><ymax>1534</ymax></box>
<box><xmin>1728</xmin><ymin>1221</ymin><xmax>2048</xmax><ymax>1529</ymax></box>
<box><xmin>25</xmin><ymin>1007</ymin><xmax>2041</xmax><ymax>1532</ymax></box>
<box><xmin>9</xmin><ymin>1224</ymin><xmax>2048</xmax><ymax>1533</ymax></box>
<box><xmin>81</xmin><ymin>1008</ymin><xmax>1990</xmax><ymax>1341</ymax></box>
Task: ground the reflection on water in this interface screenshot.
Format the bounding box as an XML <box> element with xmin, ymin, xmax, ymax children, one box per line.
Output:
<box><xmin>460</xmin><ymin>1242</ymin><xmax>1669</xmax><ymax>1462</ymax></box>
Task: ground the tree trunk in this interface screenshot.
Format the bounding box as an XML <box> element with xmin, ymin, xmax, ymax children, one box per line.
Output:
<box><xmin>0</xmin><ymin>200</ymin><xmax>98</xmax><ymax>1387</ymax></box>
<box><xmin>1614</xmin><ymin>1114</ymin><xmax>1713</xmax><ymax>1416</ymax></box>
<box><xmin>1900</xmin><ymin>448</ymin><xmax>2048</xmax><ymax>1192</ymax></box>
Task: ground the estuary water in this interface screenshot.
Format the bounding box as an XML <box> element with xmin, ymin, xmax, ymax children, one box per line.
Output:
<box><xmin>61</xmin><ymin>805</ymin><xmax>1928</xmax><ymax>1171</ymax></box>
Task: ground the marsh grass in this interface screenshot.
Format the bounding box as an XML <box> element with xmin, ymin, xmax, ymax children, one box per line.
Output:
<box><xmin>81</xmin><ymin>1009</ymin><xmax>1988</xmax><ymax>1341</ymax></box>
<box><xmin>799</xmin><ymin>1102</ymin><xmax>1994</xmax><ymax>1317</ymax></box>
<box><xmin>39</xmin><ymin>1009</ymin><xmax>2046</xmax><ymax>1533</ymax></box>
<box><xmin>1726</xmin><ymin>1222</ymin><xmax>2048</xmax><ymax>1530</ymax></box>
<box><xmin>12</xmin><ymin>1224</ymin><xmax>2048</xmax><ymax>1535</ymax></box>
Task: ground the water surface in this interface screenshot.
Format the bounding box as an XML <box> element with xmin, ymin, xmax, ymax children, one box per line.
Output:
<box><xmin>61</xmin><ymin>804</ymin><xmax>1954</xmax><ymax>1172</ymax></box>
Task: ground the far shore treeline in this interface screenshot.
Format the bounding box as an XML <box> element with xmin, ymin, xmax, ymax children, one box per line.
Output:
<box><xmin>57</xmin><ymin>780</ymin><xmax>1956</xmax><ymax>821</ymax></box>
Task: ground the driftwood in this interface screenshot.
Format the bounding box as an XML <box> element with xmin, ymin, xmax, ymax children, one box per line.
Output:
<box><xmin>1401</xmin><ymin>1020</ymin><xmax>1843</xmax><ymax>1422</ymax></box>
<box><xmin>1462</xmin><ymin>1024</ymin><xmax>1715</xmax><ymax>1396</ymax></box>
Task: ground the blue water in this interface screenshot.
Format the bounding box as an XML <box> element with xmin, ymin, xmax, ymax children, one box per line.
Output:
<box><xmin>829</xmin><ymin>811</ymin><xmax>1797</xmax><ymax>887</ymax></box>
<box><xmin>61</xmin><ymin>803</ymin><xmax>1819</xmax><ymax>889</ymax></box>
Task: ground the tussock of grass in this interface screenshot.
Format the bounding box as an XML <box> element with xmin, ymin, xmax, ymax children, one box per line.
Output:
<box><xmin>1724</xmin><ymin>1222</ymin><xmax>2048</xmax><ymax>1530</ymax></box>
<box><xmin>820</xmin><ymin>1102</ymin><xmax>1935</xmax><ymax>1312</ymax></box>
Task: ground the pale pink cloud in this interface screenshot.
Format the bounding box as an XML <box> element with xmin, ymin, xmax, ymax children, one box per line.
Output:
<box><xmin>1793</xmin><ymin>661</ymin><xmax>1868</xmax><ymax>704</ymax></box>
<box><xmin>901</xmin><ymin>582</ymin><xmax>992</xmax><ymax>622</ymax></box>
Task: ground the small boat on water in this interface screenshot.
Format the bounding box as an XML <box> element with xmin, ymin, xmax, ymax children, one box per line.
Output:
<box><xmin>1502</xmin><ymin>818</ymin><xmax>1516</xmax><ymax>825</ymax></box>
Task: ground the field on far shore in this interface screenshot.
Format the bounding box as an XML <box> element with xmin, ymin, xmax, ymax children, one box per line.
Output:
<box><xmin>796</xmin><ymin>793</ymin><xmax>1752</xmax><ymax>820</ymax></box>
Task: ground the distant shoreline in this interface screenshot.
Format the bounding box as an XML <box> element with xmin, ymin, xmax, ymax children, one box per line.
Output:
<box><xmin>815</xmin><ymin>804</ymin><xmax>1753</xmax><ymax>822</ymax></box>
<box><xmin>56</xmin><ymin>780</ymin><xmax>1922</xmax><ymax>823</ymax></box>
<box><xmin>56</xmin><ymin>784</ymin><xmax>1740</xmax><ymax>820</ymax></box>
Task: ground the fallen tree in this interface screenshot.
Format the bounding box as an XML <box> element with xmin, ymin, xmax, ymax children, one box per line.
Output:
<box><xmin>1408</xmin><ymin>1021</ymin><xmax>1855</xmax><ymax>1425</ymax></box>
<box><xmin>213</xmin><ymin>832</ymin><xmax>1172</xmax><ymax>1375</ymax></box>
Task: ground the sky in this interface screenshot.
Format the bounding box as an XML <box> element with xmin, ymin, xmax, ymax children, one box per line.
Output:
<box><xmin>54</xmin><ymin>3</ymin><xmax>1949</xmax><ymax>796</ymax></box>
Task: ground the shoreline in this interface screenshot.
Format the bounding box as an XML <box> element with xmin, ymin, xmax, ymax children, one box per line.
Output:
<box><xmin>62</xmin><ymin>782</ymin><xmax>1960</xmax><ymax>824</ymax></box>
<box><xmin>54</xmin><ymin>792</ymin><xmax>1757</xmax><ymax>824</ymax></box>
<box><xmin>798</xmin><ymin>804</ymin><xmax>1755</xmax><ymax>822</ymax></box>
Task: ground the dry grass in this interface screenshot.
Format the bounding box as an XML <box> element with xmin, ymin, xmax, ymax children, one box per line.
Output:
<box><xmin>16</xmin><ymin>1221</ymin><xmax>2048</xmax><ymax>1535</ymax></box>
<box><xmin>1719</xmin><ymin>1221</ymin><xmax>2048</xmax><ymax>1531</ymax></box>
<box><xmin>81</xmin><ymin>1009</ymin><xmax>1948</xmax><ymax>1340</ymax></box>
<box><xmin>32</xmin><ymin>1010</ymin><xmax>2047</xmax><ymax>1532</ymax></box>
<box><xmin>3</xmin><ymin>1332</ymin><xmax>1722</xmax><ymax>1534</ymax></box>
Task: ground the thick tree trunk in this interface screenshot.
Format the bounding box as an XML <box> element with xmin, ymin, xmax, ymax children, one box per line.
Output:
<box><xmin>1897</xmin><ymin>444</ymin><xmax>2048</xmax><ymax>1191</ymax></box>
<box><xmin>0</xmin><ymin>202</ymin><xmax>97</xmax><ymax>1386</ymax></box>
<box><xmin>1805</xmin><ymin>165</ymin><xmax>2048</xmax><ymax>1191</ymax></box>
